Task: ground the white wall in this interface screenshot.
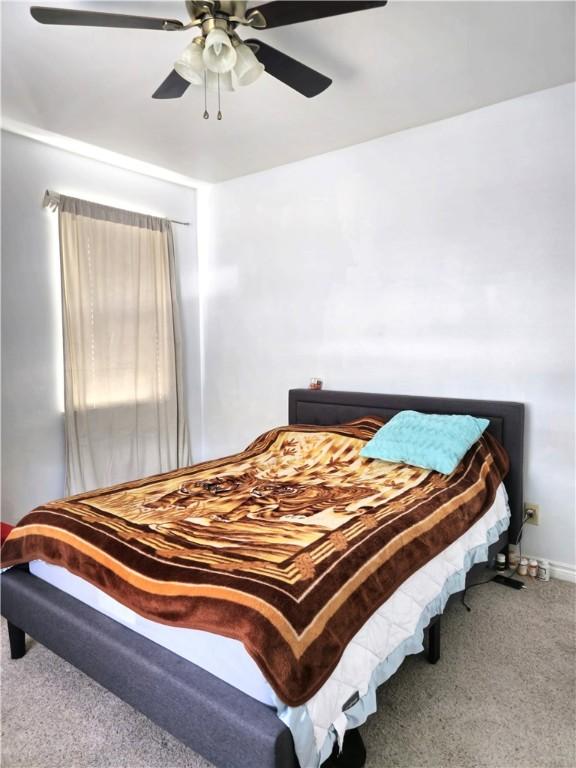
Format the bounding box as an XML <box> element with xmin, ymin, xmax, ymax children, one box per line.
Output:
<box><xmin>1</xmin><ymin>131</ymin><xmax>201</xmax><ymax>525</ymax></box>
<box><xmin>2</xmin><ymin>85</ymin><xmax>574</xmax><ymax>567</ymax></box>
<box><xmin>201</xmin><ymin>84</ymin><xmax>575</xmax><ymax>568</ymax></box>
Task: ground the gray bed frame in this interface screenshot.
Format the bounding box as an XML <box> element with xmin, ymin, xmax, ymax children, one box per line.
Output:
<box><xmin>1</xmin><ymin>389</ymin><xmax>524</xmax><ymax>768</ymax></box>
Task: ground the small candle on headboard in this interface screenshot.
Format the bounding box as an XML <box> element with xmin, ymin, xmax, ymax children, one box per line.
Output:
<box><xmin>309</xmin><ymin>378</ymin><xmax>323</xmax><ymax>390</ymax></box>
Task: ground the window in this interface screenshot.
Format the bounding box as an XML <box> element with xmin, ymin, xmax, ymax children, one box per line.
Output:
<box><xmin>53</xmin><ymin>193</ymin><xmax>190</xmax><ymax>493</ymax></box>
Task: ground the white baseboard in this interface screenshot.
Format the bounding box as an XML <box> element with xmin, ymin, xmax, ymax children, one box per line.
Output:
<box><xmin>549</xmin><ymin>560</ymin><xmax>576</xmax><ymax>584</ymax></box>
<box><xmin>524</xmin><ymin>556</ymin><xmax>576</xmax><ymax>583</ymax></box>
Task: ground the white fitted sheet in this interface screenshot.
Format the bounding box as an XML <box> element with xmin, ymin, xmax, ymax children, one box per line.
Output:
<box><xmin>29</xmin><ymin>481</ymin><xmax>509</xmax><ymax>753</ymax></box>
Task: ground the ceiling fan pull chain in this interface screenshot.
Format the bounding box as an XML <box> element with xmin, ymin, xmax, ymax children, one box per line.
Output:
<box><xmin>203</xmin><ymin>71</ymin><xmax>209</xmax><ymax>119</ymax></box>
<box><xmin>217</xmin><ymin>74</ymin><xmax>223</xmax><ymax>121</ymax></box>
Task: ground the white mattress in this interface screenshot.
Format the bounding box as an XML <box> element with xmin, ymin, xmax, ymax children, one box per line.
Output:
<box><xmin>29</xmin><ymin>559</ymin><xmax>276</xmax><ymax>705</ymax></box>
<box><xmin>29</xmin><ymin>483</ymin><xmax>510</xmax><ymax>767</ymax></box>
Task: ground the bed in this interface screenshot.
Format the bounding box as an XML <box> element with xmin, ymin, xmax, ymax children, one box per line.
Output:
<box><xmin>1</xmin><ymin>389</ymin><xmax>524</xmax><ymax>768</ymax></box>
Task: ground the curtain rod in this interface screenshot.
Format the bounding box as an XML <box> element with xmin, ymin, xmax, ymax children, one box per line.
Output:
<box><xmin>42</xmin><ymin>190</ymin><xmax>190</xmax><ymax>226</ymax></box>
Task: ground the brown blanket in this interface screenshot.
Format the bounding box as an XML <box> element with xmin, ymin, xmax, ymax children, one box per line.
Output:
<box><xmin>1</xmin><ymin>418</ymin><xmax>508</xmax><ymax>705</ymax></box>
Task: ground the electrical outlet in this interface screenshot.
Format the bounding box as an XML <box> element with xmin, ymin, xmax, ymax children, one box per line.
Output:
<box><xmin>524</xmin><ymin>503</ymin><xmax>540</xmax><ymax>526</ymax></box>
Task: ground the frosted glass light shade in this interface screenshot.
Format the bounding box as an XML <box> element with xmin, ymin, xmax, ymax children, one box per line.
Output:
<box><xmin>203</xmin><ymin>28</ymin><xmax>237</xmax><ymax>74</ymax></box>
<box><xmin>234</xmin><ymin>43</ymin><xmax>264</xmax><ymax>86</ymax></box>
<box><xmin>206</xmin><ymin>70</ymin><xmax>238</xmax><ymax>92</ymax></box>
<box><xmin>174</xmin><ymin>40</ymin><xmax>204</xmax><ymax>85</ymax></box>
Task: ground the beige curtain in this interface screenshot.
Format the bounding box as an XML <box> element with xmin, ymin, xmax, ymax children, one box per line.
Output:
<box><xmin>56</xmin><ymin>194</ymin><xmax>190</xmax><ymax>495</ymax></box>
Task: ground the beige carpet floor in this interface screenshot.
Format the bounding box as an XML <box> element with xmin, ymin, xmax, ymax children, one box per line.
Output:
<box><xmin>1</xmin><ymin>577</ymin><xmax>575</xmax><ymax>768</ymax></box>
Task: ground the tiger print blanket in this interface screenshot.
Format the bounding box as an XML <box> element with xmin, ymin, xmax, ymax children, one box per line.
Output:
<box><xmin>1</xmin><ymin>417</ymin><xmax>508</xmax><ymax>706</ymax></box>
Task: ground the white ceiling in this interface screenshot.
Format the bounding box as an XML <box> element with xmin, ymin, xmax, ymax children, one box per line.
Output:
<box><xmin>2</xmin><ymin>1</ymin><xmax>574</xmax><ymax>182</ymax></box>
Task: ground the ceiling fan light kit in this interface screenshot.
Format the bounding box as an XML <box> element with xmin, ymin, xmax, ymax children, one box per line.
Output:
<box><xmin>232</xmin><ymin>39</ymin><xmax>265</xmax><ymax>87</ymax></box>
<box><xmin>30</xmin><ymin>1</ymin><xmax>388</xmax><ymax>120</ymax></box>
<box><xmin>174</xmin><ymin>29</ymin><xmax>263</xmax><ymax>117</ymax></box>
<box><xmin>206</xmin><ymin>70</ymin><xmax>237</xmax><ymax>93</ymax></box>
<box><xmin>174</xmin><ymin>38</ymin><xmax>205</xmax><ymax>86</ymax></box>
<box><xmin>203</xmin><ymin>26</ymin><xmax>237</xmax><ymax>73</ymax></box>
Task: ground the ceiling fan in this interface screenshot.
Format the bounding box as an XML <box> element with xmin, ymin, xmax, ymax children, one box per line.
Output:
<box><xmin>30</xmin><ymin>1</ymin><xmax>388</xmax><ymax>116</ymax></box>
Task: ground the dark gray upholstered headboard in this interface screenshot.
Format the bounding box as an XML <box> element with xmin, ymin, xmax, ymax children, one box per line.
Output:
<box><xmin>289</xmin><ymin>389</ymin><xmax>524</xmax><ymax>542</ymax></box>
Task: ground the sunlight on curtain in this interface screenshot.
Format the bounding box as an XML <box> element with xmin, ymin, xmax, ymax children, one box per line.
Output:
<box><xmin>57</xmin><ymin>195</ymin><xmax>190</xmax><ymax>494</ymax></box>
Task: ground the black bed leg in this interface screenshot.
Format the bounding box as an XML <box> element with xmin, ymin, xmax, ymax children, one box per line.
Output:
<box><xmin>7</xmin><ymin>621</ymin><xmax>26</xmax><ymax>659</ymax></box>
<box><xmin>427</xmin><ymin>616</ymin><xmax>441</xmax><ymax>665</ymax></box>
<box><xmin>322</xmin><ymin>728</ymin><xmax>366</xmax><ymax>768</ymax></box>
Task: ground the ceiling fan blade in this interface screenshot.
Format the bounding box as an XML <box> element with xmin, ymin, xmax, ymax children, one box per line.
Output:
<box><xmin>30</xmin><ymin>6</ymin><xmax>184</xmax><ymax>31</ymax></box>
<box><xmin>246</xmin><ymin>39</ymin><xmax>331</xmax><ymax>98</ymax></box>
<box><xmin>152</xmin><ymin>70</ymin><xmax>191</xmax><ymax>99</ymax></box>
<box><xmin>248</xmin><ymin>1</ymin><xmax>387</xmax><ymax>29</ymax></box>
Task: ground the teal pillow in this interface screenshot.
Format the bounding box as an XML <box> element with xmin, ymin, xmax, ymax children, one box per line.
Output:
<box><xmin>359</xmin><ymin>410</ymin><xmax>489</xmax><ymax>474</ymax></box>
